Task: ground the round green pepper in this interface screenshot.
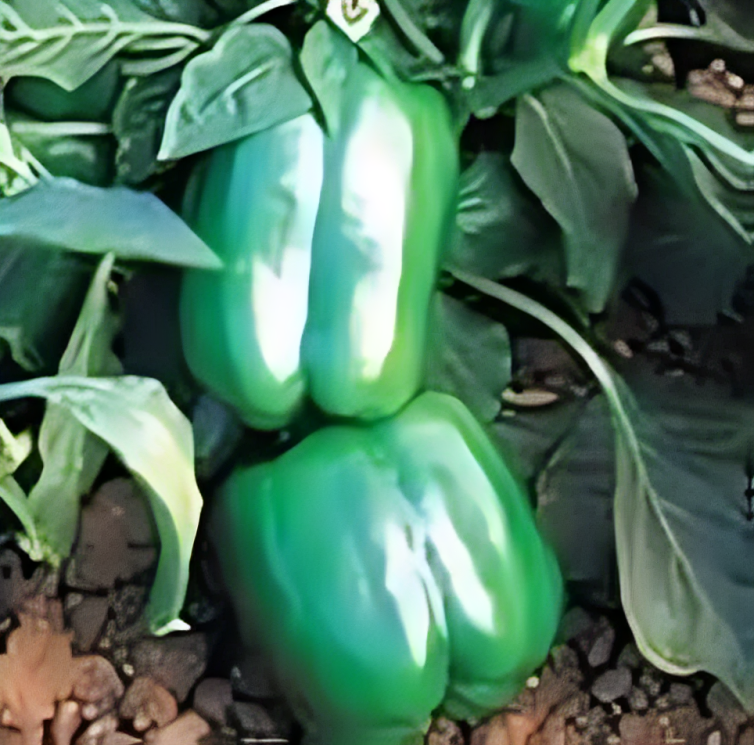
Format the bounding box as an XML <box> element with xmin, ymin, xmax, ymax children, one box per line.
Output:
<box><xmin>211</xmin><ymin>391</ymin><xmax>564</xmax><ymax>745</ymax></box>
<box><xmin>180</xmin><ymin>60</ymin><xmax>458</xmax><ymax>429</ymax></box>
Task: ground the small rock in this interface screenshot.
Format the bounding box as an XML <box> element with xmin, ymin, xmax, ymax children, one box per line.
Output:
<box><xmin>587</xmin><ymin>625</ymin><xmax>615</xmax><ymax>668</ymax></box>
<box><xmin>591</xmin><ymin>667</ymin><xmax>632</xmax><ymax>703</ymax></box>
<box><xmin>229</xmin><ymin>654</ymin><xmax>277</xmax><ymax>699</ymax></box>
<box><xmin>76</xmin><ymin>714</ymin><xmax>118</xmax><ymax>745</ymax></box>
<box><xmin>549</xmin><ymin>645</ymin><xmax>582</xmax><ymax>686</ymax></box>
<box><xmin>102</xmin><ymin>736</ymin><xmax>141</xmax><ymax>745</ymax></box>
<box><xmin>427</xmin><ymin>717</ymin><xmax>464</xmax><ymax>745</ymax></box>
<box><xmin>554</xmin><ymin>692</ymin><xmax>590</xmax><ymax>721</ymax></box>
<box><xmin>469</xmin><ymin>715</ymin><xmax>508</xmax><ymax>745</ymax></box>
<box><xmin>706</xmin><ymin>731</ymin><xmax>722</xmax><ymax>745</ymax></box>
<box><xmin>687</xmin><ymin>69</ymin><xmax>737</xmax><ymax>108</ymax></box>
<box><xmin>68</xmin><ymin>480</ymin><xmax>157</xmax><ymax>592</ymax></box>
<box><xmin>192</xmin><ymin>678</ymin><xmax>232</xmax><ymax>727</ymax></box>
<box><xmin>0</xmin><ymin>728</ymin><xmax>23</xmax><ymax>745</ymax></box>
<box><xmin>556</xmin><ymin>606</ymin><xmax>593</xmax><ymax>644</ymax></box>
<box><xmin>109</xmin><ymin>586</ymin><xmax>149</xmax><ymax>635</ymax></box>
<box><xmin>120</xmin><ymin>677</ymin><xmax>178</xmax><ymax>732</ymax></box>
<box><xmin>706</xmin><ymin>682</ymin><xmax>748</xmax><ymax>743</ymax></box>
<box><xmin>131</xmin><ymin>635</ymin><xmax>207</xmax><ymax>703</ymax></box>
<box><xmin>144</xmin><ymin>712</ymin><xmax>210</xmax><ymax>745</ymax></box>
<box><xmin>529</xmin><ymin>712</ymin><xmax>564</xmax><ymax>745</ymax></box>
<box><xmin>228</xmin><ymin>702</ymin><xmax>281</xmax><ymax>739</ymax></box>
<box><xmin>638</xmin><ymin>667</ymin><xmax>663</xmax><ymax>698</ymax></box>
<box><xmin>51</xmin><ymin>701</ymin><xmax>82</xmax><ymax>745</ymax></box>
<box><xmin>0</xmin><ymin>550</ymin><xmax>32</xmax><ymax>621</ymax></box>
<box><xmin>668</xmin><ymin>682</ymin><xmax>693</xmax><ymax>706</ymax></box>
<box><xmin>68</xmin><ymin>597</ymin><xmax>109</xmax><ymax>653</ymax></box>
<box><xmin>72</xmin><ymin>656</ymin><xmax>125</xmax><ymax>721</ymax></box>
<box><xmin>617</xmin><ymin>642</ymin><xmax>642</xmax><ymax>670</ymax></box>
<box><xmin>660</xmin><ymin>704</ymin><xmax>707</xmax><ymax>745</ymax></box>
<box><xmin>628</xmin><ymin>686</ymin><xmax>649</xmax><ymax>712</ymax></box>
<box><xmin>581</xmin><ymin>706</ymin><xmax>611</xmax><ymax>742</ymax></box>
<box><xmin>619</xmin><ymin>713</ymin><xmax>662</xmax><ymax>745</ymax></box>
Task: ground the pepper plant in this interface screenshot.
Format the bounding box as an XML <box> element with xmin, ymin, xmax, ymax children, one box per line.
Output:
<box><xmin>0</xmin><ymin>0</ymin><xmax>753</xmax><ymax>735</ymax></box>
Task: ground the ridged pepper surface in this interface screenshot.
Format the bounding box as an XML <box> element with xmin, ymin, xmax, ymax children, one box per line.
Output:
<box><xmin>180</xmin><ymin>60</ymin><xmax>458</xmax><ymax>429</ymax></box>
<box><xmin>211</xmin><ymin>391</ymin><xmax>564</xmax><ymax>745</ymax></box>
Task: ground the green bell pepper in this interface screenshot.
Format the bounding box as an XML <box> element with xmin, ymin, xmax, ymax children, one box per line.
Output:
<box><xmin>211</xmin><ymin>391</ymin><xmax>564</xmax><ymax>745</ymax></box>
<box><xmin>180</xmin><ymin>60</ymin><xmax>458</xmax><ymax>429</ymax></box>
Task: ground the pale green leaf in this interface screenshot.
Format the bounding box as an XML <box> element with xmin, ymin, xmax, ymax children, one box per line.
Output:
<box><xmin>300</xmin><ymin>21</ymin><xmax>358</xmax><ymax>139</ymax></box>
<box><xmin>158</xmin><ymin>24</ymin><xmax>312</xmax><ymax>159</ymax></box>
<box><xmin>511</xmin><ymin>82</ymin><xmax>638</xmax><ymax>312</ymax></box>
<box><xmin>27</xmin><ymin>254</ymin><xmax>120</xmax><ymax>560</ymax></box>
<box><xmin>0</xmin><ymin>177</ymin><xmax>222</xmax><ymax>269</ymax></box>
<box><xmin>0</xmin><ymin>419</ymin><xmax>32</xmax><ymax>480</ymax></box>
<box><xmin>0</xmin><ymin>0</ymin><xmax>208</xmax><ymax>91</ymax></box>
<box><xmin>0</xmin><ymin>374</ymin><xmax>203</xmax><ymax>635</ymax></box>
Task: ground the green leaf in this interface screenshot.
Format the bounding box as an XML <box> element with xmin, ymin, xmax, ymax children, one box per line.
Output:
<box><xmin>0</xmin><ymin>419</ymin><xmax>31</xmax><ymax>481</ymax></box>
<box><xmin>624</xmin><ymin>163</ymin><xmax>750</xmax><ymax>325</ymax></box>
<box><xmin>26</xmin><ymin>254</ymin><xmax>120</xmax><ymax>562</ymax></box>
<box><xmin>378</xmin><ymin>0</ymin><xmax>444</xmax><ymax>63</ymax></box>
<box><xmin>158</xmin><ymin>24</ymin><xmax>312</xmax><ymax>160</ymax></box>
<box><xmin>610</xmin><ymin>368</ymin><xmax>754</xmax><ymax>712</ymax></box>
<box><xmin>452</xmin><ymin>151</ymin><xmax>564</xmax><ymax>286</ymax></box>
<box><xmin>425</xmin><ymin>292</ymin><xmax>511</xmax><ymax>423</ymax></box>
<box><xmin>0</xmin><ymin>374</ymin><xmax>203</xmax><ymax>636</ymax></box>
<box><xmin>0</xmin><ymin>0</ymin><xmax>207</xmax><ymax>91</ymax></box>
<box><xmin>511</xmin><ymin>82</ymin><xmax>638</xmax><ymax>312</ymax></box>
<box><xmin>0</xmin><ymin>475</ymin><xmax>38</xmax><ymax>554</ymax></box>
<box><xmin>8</xmin><ymin>112</ymin><xmax>116</xmax><ymax>186</ymax></box>
<box><xmin>300</xmin><ymin>21</ymin><xmax>358</xmax><ymax>140</ymax></box>
<box><xmin>7</xmin><ymin>62</ymin><xmax>121</xmax><ymax>122</ymax></box>
<box><xmin>0</xmin><ymin>177</ymin><xmax>222</xmax><ymax>269</ymax></box>
<box><xmin>491</xmin><ymin>396</ymin><xmax>590</xmax><ymax>491</ymax></box>
<box><xmin>685</xmin><ymin>147</ymin><xmax>754</xmax><ymax>244</ymax></box>
<box><xmin>112</xmin><ymin>68</ymin><xmax>183</xmax><ymax>185</ymax></box>
<box><xmin>0</xmin><ymin>246</ymin><xmax>92</xmax><ymax>371</ymax></box>
<box><xmin>572</xmin><ymin>0</ymin><xmax>754</xmax><ymax>170</ymax></box>
<box><xmin>536</xmin><ymin>394</ymin><xmax>618</xmax><ymax>607</ymax></box>
<box><xmin>447</xmin><ymin>266</ymin><xmax>754</xmax><ymax>712</ymax></box>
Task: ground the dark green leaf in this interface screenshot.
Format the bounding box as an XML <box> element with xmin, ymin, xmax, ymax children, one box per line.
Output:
<box><xmin>452</xmin><ymin>151</ymin><xmax>564</xmax><ymax>286</ymax></box>
<box><xmin>613</xmin><ymin>366</ymin><xmax>754</xmax><ymax>711</ymax></box>
<box><xmin>0</xmin><ymin>0</ymin><xmax>207</xmax><ymax>91</ymax></box>
<box><xmin>425</xmin><ymin>292</ymin><xmax>511</xmax><ymax>423</ymax></box>
<box><xmin>624</xmin><ymin>163</ymin><xmax>750</xmax><ymax>324</ymax></box>
<box><xmin>511</xmin><ymin>82</ymin><xmax>638</xmax><ymax>313</ymax></box>
<box><xmin>6</xmin><ymin>63</ymin><xmax>121</xmax><ymax>122</ymax></box>
<box><xmin>536</xmin><ymin>394</ymin><xmax>618</xmax><ymax>607</ymax></box>
<box><xmin>0</xmin><ymin>246</ymin><xmax>92</xmax><ymax>371</ymax></box>
<box><xmin>130</xmin><ymin>0</ymin><xmax>221</xmax><ymax>26</ymax></box>
<box><xmin>685</xmin><ymin>147</ymin><xmax>754</xmax><ymax>244</ymax></box>
<box><xmin>26</xmin><ymin>254</ymin><xmax>120</xmax><ymax>561</ymax></box>
<box><xmin>158</xmin><ymin>24</ymin><xmax>312</xmax><ymax>159</ymax></box>
<box><xmin>112</xmin><ymin>68</ymin><xmax>183</xmax><ymax>185</ymax></box>
<box><xmin>490</xmin><ymin>397</ymin><xmax>589</xmax><ymax>487</ymax></box>
<box><xmin>300</xmin><ymin>21</ymin><xmax>358</xmax><ymax>139</ymax></box>
<box><xmin>8</xmin><ymin>112</ymin><xmax>116</xmax><ymax>186</ymax></box>
<box><xmin>0</xmin><ymin>177</ymin><xmax>222</xmax><ymax>269</ymax></box>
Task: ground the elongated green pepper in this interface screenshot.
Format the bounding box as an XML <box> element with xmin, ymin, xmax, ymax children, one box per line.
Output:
<box><xmin>211</xmin><ymin>392</ymin><xmax>564</xmax><ymax>745</ymax></box>
<box><xmin>180</xmin><ymin>60</ymin><xmax>458</xmax><ymax>428</ymax></box>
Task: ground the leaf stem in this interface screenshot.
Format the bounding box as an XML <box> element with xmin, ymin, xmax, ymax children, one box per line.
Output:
<box><xmin>447</xmin><ymin>268</ymin><xmax>641</xmax><ymax>458</ymax></box>
<box><xmin>229</xmin><ymin>0</ymin><xmax>297</xmax><ymax>28</ymax></box>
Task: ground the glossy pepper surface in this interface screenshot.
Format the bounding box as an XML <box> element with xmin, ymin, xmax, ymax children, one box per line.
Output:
<box><xmin>180</xmin><ymin>60</ymin><xmax>458</xmax><ymax>429</ymax></box>
<box><xmin>211</xmin><ymin>391</ymin><xmax>564</xmax><ymax>745</ymax></box>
